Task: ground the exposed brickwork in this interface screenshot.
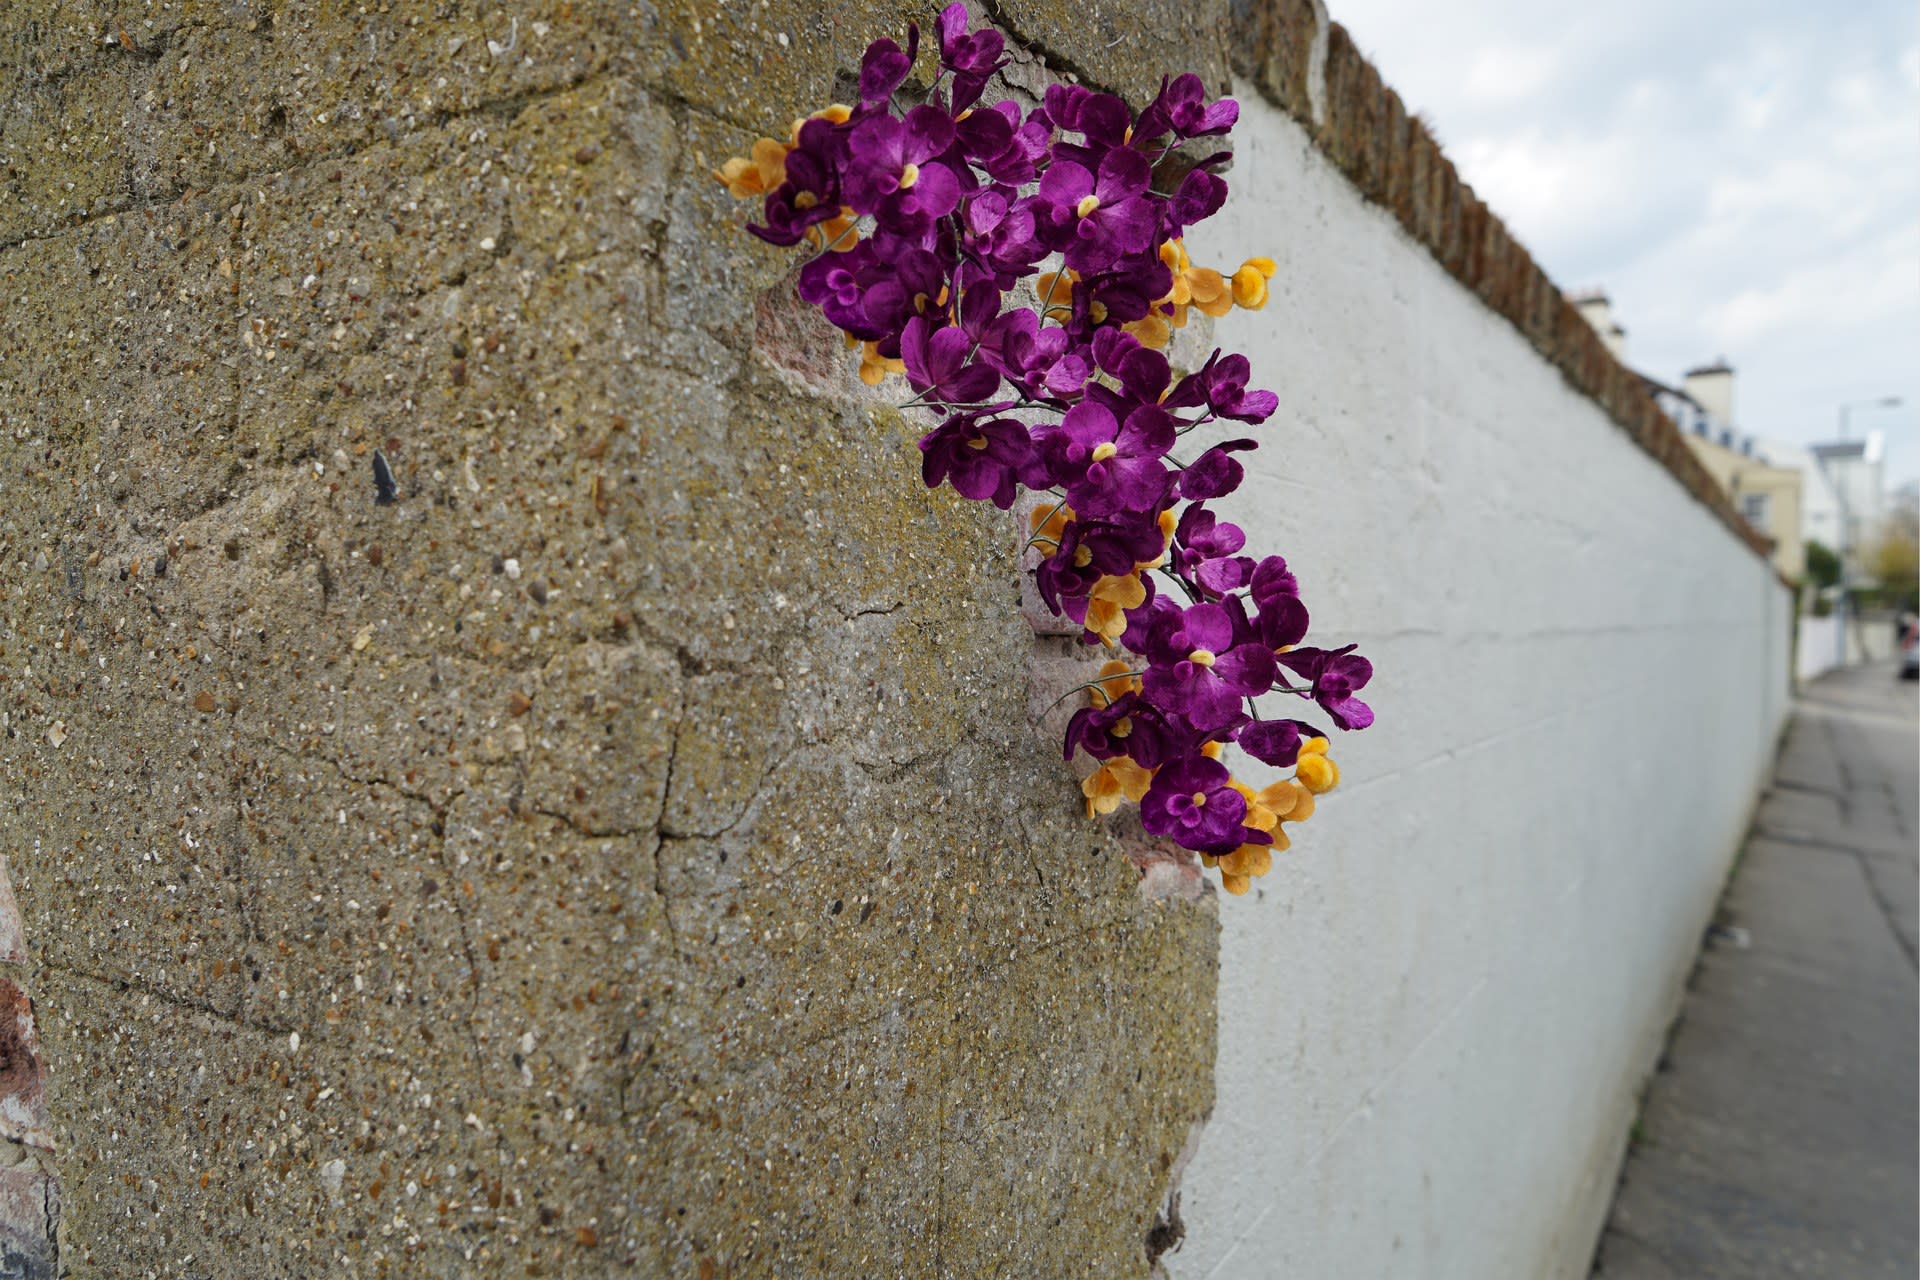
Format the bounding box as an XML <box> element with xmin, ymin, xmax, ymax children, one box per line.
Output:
<box><xmin>0</xmin><ymin>859</ymin><xmax>54</xmax><ymax>1278</ymax></box>
<box><xmin>1230</xmin><ymin>0</ymin><xmax>1776</xmax><ymax>566</ymax></box>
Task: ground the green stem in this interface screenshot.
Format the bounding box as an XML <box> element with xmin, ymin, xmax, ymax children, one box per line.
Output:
<box><xmin>1035</xmin><ymin>671</ymin><xmax>1148</xmax><ymax>720</ymax></box>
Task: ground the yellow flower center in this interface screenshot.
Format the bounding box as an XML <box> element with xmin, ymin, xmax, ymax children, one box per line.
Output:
<box><xmin>966</xmin><ymin>434</ymin><xmax>989</xmax><ymax>451</ymax></box>
<box><xmin>1072</xmin><ymin>545</ymin><xmax>1094</xmax><ymax>568</ymax></box>
<box><xmin>899</xmin><ymin>162</ymin><xmax>920</xmax><ymax>190</ymax></box>
<box><xmin>1113</xmin><ymin>717</ymin><xmax>1133</xmax><ymax>738</ymax></box>
<box><xmin>1090</xmin><ymin>441</ymin><xmax>1118</xmax><ymax>463</ymax></box>
<box><xmin>1188</xmin><ymin>649</ymin><xmax>1216</xmax><ymax>667</ymax></box>
<box><xmin>1190</xmin><ymin>791</ymin><xmax>1208</xmax><ymax>808</ymax></box>
<box><xmin>1076</xmin><ymin>194</ymin><xmax>1101</xmax><ymax>219</ymax></box>
<box><xmin>794</xmin><ymin>191</ymin><xmax>819</xmax><ymax>210</ymax></box>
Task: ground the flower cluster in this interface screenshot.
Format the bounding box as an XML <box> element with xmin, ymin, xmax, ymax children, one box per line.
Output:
<box><xmin>716</xmin><ymin>7</ymin><xmax>1374</xmax><ymax>894</ymax></box>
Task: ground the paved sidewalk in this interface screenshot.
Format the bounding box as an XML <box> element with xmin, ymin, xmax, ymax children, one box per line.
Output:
<box><xmin>1592</xmin><ymin>661</ymin><xmax>1919</xmax><ymax>1279</ymax></box>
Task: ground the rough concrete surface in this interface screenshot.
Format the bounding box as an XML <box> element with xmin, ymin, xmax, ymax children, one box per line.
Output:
<box><xmin>0</xmin><ymin>3</ymin><xmax>1223</xmax><ymax>1275</ymax></box>
<box><xmin>1593</xmin><ymin>662</ymin><xmax>1920</xmax><ymax>1279</ymax></box>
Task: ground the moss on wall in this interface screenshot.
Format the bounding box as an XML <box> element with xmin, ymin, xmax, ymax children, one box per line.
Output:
<box><xmin>0</xmin><ymin>2</ymin><xmax>1221</xmax><ymax>1274</ymax></box>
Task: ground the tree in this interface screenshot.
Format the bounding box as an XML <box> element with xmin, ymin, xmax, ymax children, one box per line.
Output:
<box><xmin>1805</xmin><ymin>539</ymin><xmax>1842</xmax><ymax>591</ymax></box>
<box><xmin>1868</xmin><ymin>495</ymin><xmax>1919</xmax><ymax>606</ymax></box>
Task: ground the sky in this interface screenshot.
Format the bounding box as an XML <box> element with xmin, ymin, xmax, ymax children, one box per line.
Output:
<box><xmin>1328</xmin><ymin>0</ymin><xmax>1920</xmax><ymax>492</ymax></box>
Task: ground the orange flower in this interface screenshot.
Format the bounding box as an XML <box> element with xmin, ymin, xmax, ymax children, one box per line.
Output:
<box><xmin>1089</xmin><ymin>658</ymin><xmax>1142</xmax><ymax>708</ymax></box>
<box><xmin>1294</xmin><ymin>736</ymin><xmax>1339</xmax><ymax>794</ymax></box>
<box><xmin>1231</xmin><ymin>257</ymin><xmax>1277</xmax><ymax>309</ymax></box>
<box><xmin>1083</xmin><ymin>757</ymin><xmax>1154</xmax><ymax>816</ymax></box>
<box><xmin>1082</xmin><ymin>572</ymin><xmax>1147</xmax><ymax>644</ymax></box>
<box><xmin>712</xmin><ymin>136</ymin><xmax>790</xmax><ymax>199</ymax></box>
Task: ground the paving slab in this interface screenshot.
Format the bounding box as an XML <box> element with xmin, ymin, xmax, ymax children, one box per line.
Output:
<box><xmin>1592</xmin><ymin>661</ymin><xmax>1919</xmax><ymax>1280</ymax></box>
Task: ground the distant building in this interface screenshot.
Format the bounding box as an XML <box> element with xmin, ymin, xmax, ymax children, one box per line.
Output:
<box><xmin>1683</xmin><ymin>430</ymin><xmax>1805</xmax><ymax>579</ymax></box>
<box><xmin>1748</xmin><ymin>437</ymin><xmax>1843</xmax><ymax>558</ymax></box>
<box><xmin>1808</xmin><ymin>433</ymin><xmax>1887</xmax><ymax>577</ymax></box>
<box><xmin>1569</xmin><ymin>299</ymin><xmax>1829</xmax><ymax>579</ymax></box>
<box><xmin>1571</xmin><ymin>290</ymin><xmax>1627</xmax><ymax>362</ymax></box>
<box><xmin>1635</xmin><ymin>361</ymin><xmax>1807</xmax><ymax>581</ymax></box>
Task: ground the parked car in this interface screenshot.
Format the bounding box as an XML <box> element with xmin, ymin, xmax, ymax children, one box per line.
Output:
<box><xmin>1901</xmin><ymin>619</ymin><xmax>1919</xmax><ymax>681</ymax></box>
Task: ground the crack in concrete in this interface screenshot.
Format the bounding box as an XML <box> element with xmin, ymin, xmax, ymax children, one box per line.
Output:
<box><xmin>976</xmin><ymin>0</ymin><xmax>1114</xmax><ymax>94</ymax></box>
<box><xmin>41</xmin><ymin>959</ymin><xmax>293</xmax><ymax>1036</ymax></box>
<box><xmin>1811</xmin><ymin>711</ymin><xmax>1917</xmax><ymax>971</ymax></box>
<box><xmin>835</xmin><ymin>601</ymin><xmax>905</xmax><ymax>622</ymax></box>
<box><xmin>0</xmin><ymin>68</ymin><xmax>609</xmax><ymax>262</ymax></box>
<box><xmin>653</xmin><ymin>725</ymin><xmax>683</xmax><ymax>957</ymax></box>
<box><xmin>659</xmin><ymin>740</ymin><xmax>792</xmax><ymax>843</ymax></box>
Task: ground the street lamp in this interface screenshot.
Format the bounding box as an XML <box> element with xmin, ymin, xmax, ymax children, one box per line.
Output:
<box><xmin>1838</xmin><ymin>395</ymin><xmax>1902</xmax><ymax>441</ymax></box>
<box><xmin>1833</xmin><ymin>396</ymin><xmax>1903</xmax><ymax>663</ymax></box>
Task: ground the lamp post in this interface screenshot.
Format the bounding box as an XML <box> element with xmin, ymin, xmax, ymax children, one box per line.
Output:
<box><xmin>1838</xmin><ymin>395</ymin><xmax>1902</xmax><ymax>442</ymax></box>
<box><xmin>1833</xmin><ymin>396</ymin><xmax>1903</xmax><ymax>663</ymax></box>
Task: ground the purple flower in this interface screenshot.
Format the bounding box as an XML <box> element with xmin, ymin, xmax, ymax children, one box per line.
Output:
<box><xmin>1168</xmin><ymin>167</ymin><xmax>1229</xmax><ymax>235</ymax></box>
<box><xmin>1237</xmin><ymin>718</ymin><xmax>1324</xmax><ymax>768</ymax></box>
<box><xmin>935</xmin><ymin>3</ymin><xmax>1007</xmax><ymax>113</ymax></box>
<box><xmin>963</xmin><ymin>191</ymin><xmax>1049</xmax><ymax>283</ymax></box>
<box><xmin>1044</xmin><ymin>84</ymin><xmax>1134</xmax><ymax>170</ymax></box>
<box><xmin>919</xmin><ymin>414</ymin><xmax>1034</xmax><ymax>509</ymax></box>
<box><xmin>859</xmin><ymin>25</ymin><xmax>919</xmax><ymax>104</ymax></box>
<box><xmin>1140</xmin><ymin>755</ymin><xmax>1259</xmax><ymax>853</ymax></box>
<box><xmin>1250</xmin><ymin>554</ymin><xmax>1311</xmax><ymax>650</ymax></box>
<box><xmin>1165</xmin><ymin>351</ymin><xmax>1278</xmax><ymax>424</ymax></box>
<box><xmin>845</xmin><ymin>107</ymin><xmax>962</xmax><ymax>234</ymax></box>
<box><xmin>750</xmin><ymin>117</ymin><xmax>849</xmax><ymax>247</ymax></box>
<box><xmin>1134</xmin><ymin>74</ymin><xmax>1240</xmax><ymax>142</ymax></box>
<box><xmin>1090</xmin><ymin>328</ymin><xmax>1173</xmax><ymax>406</ymax></box>
<box><xmin>1174</xmin><ymin>503</ymin><xmax>1254</xmax><ymax>596</ymax></box>
<box><xmin>1010</xmin><ymin>326</ymin><xmax>1091</xmax><ymax>398</ymax></box>
<box><xmin>1063</xmin><ymin>691</ymin><xmax>1177</xmax><ymax>767</ymax></box>
<box><xmin>1041</xmin><ymin>257</ymin><xmax>1175</xmax><ymax>349</ymax></box>
<box><xmin>970</xmin><ymin>306</ymin><xmax>1088</xmax><ymax>397</ymax></box>
<box><xmin>900</xmin><ymin>316</ymin><xmax>1003</xmax><ymax>404</ymax></box>
<box><xmin>1142</xmin><ymin>603</ymin><xmax>1279</xmax><ymax>731</ymax></box>
<box><xmin>797</xmin><ymin>238</ymin><xmax>947</xmax><ymax>344</ymax></box>
<box><xmin>1279</xmin><ymin>644</ymin><xmax>1375</xmax><ymax>730</ymax></box>
<box><xmin>1038</xmin><ymin>400</ymin><xmax>1175</xmax><ymax>517</ymax></box>
<box><xmin>1034</xmin><ymin>511</ymin><xmax>1166</xmax><ymax>612</ymax></box>
<box><xmin>961</xmin><ymin>104</ymin><xmax>1045</xmax><ymax>186</ymax></box>
<box><xmin>1178</xmin><ymin>439</ymin><xmax>1257</xmax><ymax>499</ymax></box>
<box><xmin>1035</xmin><ymin>150</ymin><xmax>1161</xmax><ymax>273</ymax></box>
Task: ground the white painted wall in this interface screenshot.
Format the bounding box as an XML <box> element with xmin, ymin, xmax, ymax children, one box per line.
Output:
<box><xmin>1167</xmin><ymin>94</ymin><xmax>1794</xmax><ymax>1280</ymax></box>
<box><xmin>1799</xmin><ymin>612</ymin><xmax>1845</xmax><ymax>682</ymax></box>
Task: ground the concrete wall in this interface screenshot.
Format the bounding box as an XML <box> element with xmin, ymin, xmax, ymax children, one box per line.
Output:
<box><xmin>1801</xmin><ymin>610</ymin><xmax>1900</xmax><ymax>680</ymax></box>
<box><xmin>1801</xmin><ymin>614</ymin><xmax>1846</xmax><ymax>682</ymax></box>
<box><xmin>1164</xmin><ymin>87</ymin><xmax>1794</xmax><ymax>1280</ymax></box>
<box><xmin>0</xmin><ymin>4</ymin><xmax>1231</xmax><ymax>1275</ymax></box>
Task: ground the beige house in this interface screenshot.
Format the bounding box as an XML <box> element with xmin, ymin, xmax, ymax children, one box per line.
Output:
<box><xmin>1681</xmin><ymin>423</ymin><xmax>1806</xmax><ymax>581</ymax></box>
<box><xmin>1602</xmin><ymin>344</ymin><xmax>1807</xmax><ymax>582</ymax></box>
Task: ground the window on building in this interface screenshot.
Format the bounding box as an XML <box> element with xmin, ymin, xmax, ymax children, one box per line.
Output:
<box><xmin>1740</xmin><ymin>492</ymin><xmax>1771</xmax><ymax>532</ymax></box>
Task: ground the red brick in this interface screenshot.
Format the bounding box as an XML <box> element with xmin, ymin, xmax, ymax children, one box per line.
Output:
<box><xmin>1229</xmin><ymin>0</ymin><xmax>1322</xmax><ymax>123</ymax></box>
<box><xmin>0</xmin><ymin>979</ymin><xmax>51</xmax><ymax>1153</ymax></box>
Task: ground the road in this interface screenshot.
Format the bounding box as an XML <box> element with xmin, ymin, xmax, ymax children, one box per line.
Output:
<box><xmin>1592</xmin><ymin>660</ymin><xmax>1919</xmax><ymax>1278</ymax></box>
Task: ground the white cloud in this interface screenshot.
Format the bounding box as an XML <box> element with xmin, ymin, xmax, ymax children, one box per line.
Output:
<box><xmin>1702</xmin><ymin>222</ymin><xmax>1919</xmax><ymax>348</ymax></box>
<box><xmin>1461</xmin><ymin>44</ymin><xmax>1561</xmax><ymax>104</ymax></box>
<box><xmin>1321</xmin><ymin>0</ymin><xmax>1920</xmax><ymax>485</ymax></box>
